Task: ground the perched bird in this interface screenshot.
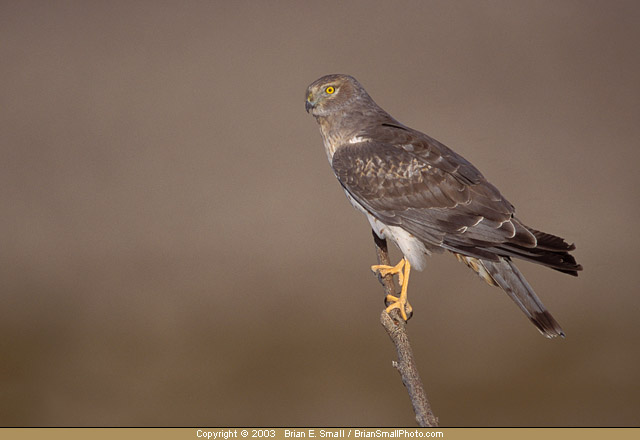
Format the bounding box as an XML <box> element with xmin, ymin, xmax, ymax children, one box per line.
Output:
<box><xmin>305</xmin><ymin>74</ymin><xmax>582</xmax><ymax>338</ymax></box>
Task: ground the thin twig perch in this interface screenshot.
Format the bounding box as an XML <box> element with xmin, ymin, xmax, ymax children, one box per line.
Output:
<box><xmin>372</xmin><ymin>230</ymin><xmax>438</xmax><ymax>427</ymax></box>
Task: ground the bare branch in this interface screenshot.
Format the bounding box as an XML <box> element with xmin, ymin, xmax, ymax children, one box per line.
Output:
<box><xmin>372</xmin><ymin>230</ymin><xmax>438</xmax><ymax>427</ymax></box>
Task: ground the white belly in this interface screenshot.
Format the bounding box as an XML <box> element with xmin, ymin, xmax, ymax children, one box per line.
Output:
<box><xmin>343</xmin><ymin>190</ymin><xmax>430</xmax><ymax>271</ymax></box>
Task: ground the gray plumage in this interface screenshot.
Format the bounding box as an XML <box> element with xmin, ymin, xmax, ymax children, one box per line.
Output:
<box><xmin>306</xmin><ymin>74</ymin><xmax>582</xmax><ymax>338</ymax></box>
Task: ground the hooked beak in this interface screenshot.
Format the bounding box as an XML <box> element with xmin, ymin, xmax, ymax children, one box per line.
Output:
<box><xmin>305</xmin><ymin>92</ymin><xmax>315</xmax><ymax>113</ymax></box>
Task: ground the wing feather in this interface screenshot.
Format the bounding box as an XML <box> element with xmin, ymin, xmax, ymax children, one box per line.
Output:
<box><xmin>330</xmin><ymin>130</ymin><xmax>581</xmax><ymax>275</ymax></box>
<box><xmin>331</xmin><ymin>140</ymin><xmax>518</xmax><ymax>248</ymax></box>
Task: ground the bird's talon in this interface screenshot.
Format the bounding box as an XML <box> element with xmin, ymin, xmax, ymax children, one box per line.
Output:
<box><xmin>376</xmin><ymin>258</ymin><xmax>413</xmax><ymax>321</ymax></box>
<box><xmin>371</xmin><ymin>259</ymin><xmax>406</xmax><ymax>286</ymax></box>
<box><xmin>385</xmin><ymin>294</ymin><xmax>413</xmax><ymax>321</ymax></box>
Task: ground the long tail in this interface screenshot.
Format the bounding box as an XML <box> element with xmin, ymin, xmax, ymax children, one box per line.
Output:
<box><xmin>455</xmin><ymin>254</ymin><xmax>564</xmax><ymax>338</ymax></box>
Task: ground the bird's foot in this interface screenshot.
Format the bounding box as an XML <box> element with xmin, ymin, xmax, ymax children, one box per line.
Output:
<box><xmin>372</xmin><ymin>258</ymin><xmax>413</xmax><ymax>321</ymax></box>
<box><xmin>385</xmin><ymin>293</ymin><xmax>413</xmax><ymax>321</ymax></box>
<box><xmin>371</xmin><ymin>259</ymin><xmax>406</xmax><ymax>287</ymax></box>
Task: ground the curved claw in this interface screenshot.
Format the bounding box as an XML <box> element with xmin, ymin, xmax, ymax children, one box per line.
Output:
<box><xmin>385</xmin><ymin>294</ymin><xmax>413</xmax><ymax>321</ymax></box>
<box><xmin>375</xmin><ymin>259</ymin><xmax>413</xmax><ymax>321</ymax></box>
<box><xmin>371</xmin><ymin>259</ymin><xmax>406</xmax><ymax>288</ymax></box>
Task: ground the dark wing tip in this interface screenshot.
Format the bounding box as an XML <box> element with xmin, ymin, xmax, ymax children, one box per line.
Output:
<box><xmin>557</xmin><ymin>262</ymin><xmax>583</xmax><ymax>276</ymax></box>
<box><xmin>529</xmin><ymin>228</ymin><xmax>576</xmax><ymax>252</ymax></box>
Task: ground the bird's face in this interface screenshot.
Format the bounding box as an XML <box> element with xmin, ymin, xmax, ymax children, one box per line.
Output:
<box><xmin>305</xmin><ymin>74</ymin><xmax>362</xmax><ymax>116</ymax></box>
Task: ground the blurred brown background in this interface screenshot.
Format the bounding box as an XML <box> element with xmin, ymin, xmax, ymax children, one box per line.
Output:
<box><xmin>1</xmin><ymin>0</ymin><xmax>639</xmax><ymax>427</ymax></box>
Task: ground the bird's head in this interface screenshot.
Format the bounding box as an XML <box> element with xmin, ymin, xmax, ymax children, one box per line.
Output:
<box><xmin>305</xmin><ymin>74</ymin><xmax>371</xmax><ymax>117</ymax></box>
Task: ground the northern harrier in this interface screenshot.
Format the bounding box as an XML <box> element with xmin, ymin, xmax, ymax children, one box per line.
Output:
<box><xmin>305</xmin><ymin>74</ymin><xmax>582</xmax><ymax>338</ymax></box>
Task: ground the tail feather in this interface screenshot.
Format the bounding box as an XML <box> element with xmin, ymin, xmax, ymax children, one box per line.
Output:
<box><xmin>456</xmin><ymin>254</ymin><xmax>565</xmax><ymax>338</ymax></box>
<box><xmin>481</xmin><ymin>258</ymin><xmax>564</xmax><ymax>338</ymax></box>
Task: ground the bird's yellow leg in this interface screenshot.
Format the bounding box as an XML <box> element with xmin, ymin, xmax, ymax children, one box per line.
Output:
<box><xmin>384</xmin><ymin>259</ymin><xmax>413</xmax><ymax>321</ymax></box>
<box><xmin>372</xmin><ymin>258</ymin><xmax>413</xmax><ymax>321</ymax></box>
<box><xmin>371</xmin><ymin>258</ymin><xmax>406</xmax><ymax>287</ymax></box>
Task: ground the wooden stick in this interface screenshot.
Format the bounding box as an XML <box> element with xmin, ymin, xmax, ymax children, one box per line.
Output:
<box><xmin>372</xmin><ymin>231</ymin><xmax>438</xmax><ymax>427</ymax></box>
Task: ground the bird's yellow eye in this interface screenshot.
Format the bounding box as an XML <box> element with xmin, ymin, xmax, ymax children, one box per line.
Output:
<box><xmin>325</xmin><ymin>86</ymin><xmax>335</xmax><ymax>94</ymax></box>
